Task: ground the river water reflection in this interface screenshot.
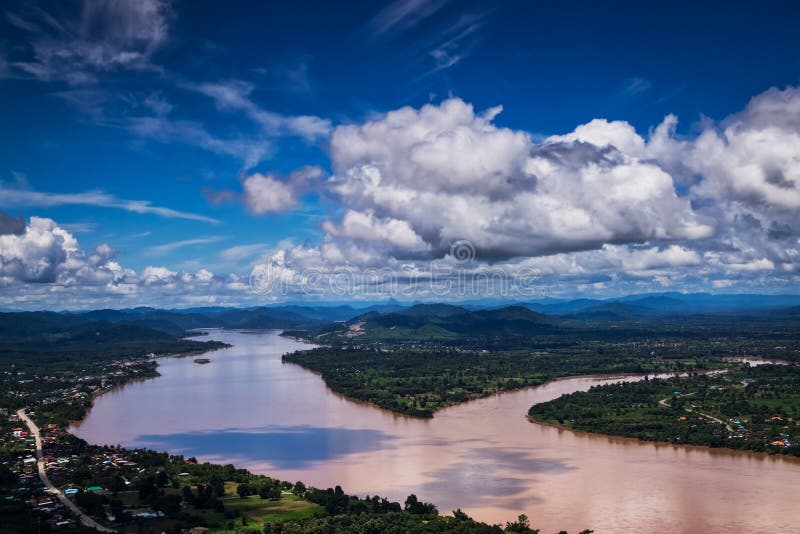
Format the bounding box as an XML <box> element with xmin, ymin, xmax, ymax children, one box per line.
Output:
<box><xmin>71</xmin><ymin>330</ymin><xmax>800</xmax><ymax>533</ymax></box>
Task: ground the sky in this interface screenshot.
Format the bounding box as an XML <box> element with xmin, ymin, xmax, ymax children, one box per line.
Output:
<box><xmin>0</xmin><ymin>0</ymin><xmax>799</xmax><ymax>309</ymax></box>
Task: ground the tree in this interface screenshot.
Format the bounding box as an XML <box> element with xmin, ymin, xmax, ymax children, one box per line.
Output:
<box><xmin>404</xmin><ymin>494</ymin><xmax>437</xmax><ymax>516</ymax></box>
<box><xmin>237</xmin><ymin>483</ymin><xmax>251</xmax><ymax>499</ymax></box>
<box><xmin>505</xmin><ymin>514</ymin><xmax>538</xmax><ymax>533</ymax></box>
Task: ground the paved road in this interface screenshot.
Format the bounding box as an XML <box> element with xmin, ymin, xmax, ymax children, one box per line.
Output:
<box><xmin>17</xmin><ymin>409</ymin><xmax>116</xmax><ymax>533</ymax></box>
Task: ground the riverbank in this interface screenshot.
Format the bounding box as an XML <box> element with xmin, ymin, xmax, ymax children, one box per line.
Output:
<box><xmin>283</xmin><ymin>344</ymin><xmax>733</xmax><ymax>418</ymax></box>
<box><xmin>64</xmin><ymin>344</ymin><xmax>230</xmax><ymax>429</ymax></box>
<box><xmin>528</xmin><ymin>364</ymin><xmax>800</xmax><ymax>457</ymax></box>
<box><xmin>528</xmin><ymin>415</ymin><xmax>800</xmax><ymax>463</ymax></box>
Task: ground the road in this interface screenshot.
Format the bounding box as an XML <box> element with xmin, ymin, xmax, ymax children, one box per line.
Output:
<box><xmin>658</xmin><ymin>394</ymin><xmax>733</xmax><ymax>431</ymax></box>
<box><xmin>17</xmin><ymin>409</ymin><xmax>116</xmax><ymax>533</ymax></box>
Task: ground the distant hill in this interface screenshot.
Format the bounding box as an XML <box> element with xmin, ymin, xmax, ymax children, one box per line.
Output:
<box><xmin>569</xmin><ymin>302</ymin><xmax>656</xmax><ymax>320</ymax></box>
<box><xmin>317</xmin><ymin>304</ymin><xmax>562</xmax><ymax>342</ymax></box>
<box><xmin>394</xmin><ymin>303</ymin><xmax>469</xmax><ymax>318</ymax></box>
<box><xmin>522</xmin><ymin>293</ymin><xmax>800</xmax><ymax>316</ymax></box>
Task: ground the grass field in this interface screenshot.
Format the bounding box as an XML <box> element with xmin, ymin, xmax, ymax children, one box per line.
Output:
<box><xmin>172</xmin><ymin>483</ymin><xmax>324</xmax><ymax>530</ymax></box>
<box><xmin>222</xmin><ymin>492</ymin><xmax>323</xmax><ymax>525</ymax></box>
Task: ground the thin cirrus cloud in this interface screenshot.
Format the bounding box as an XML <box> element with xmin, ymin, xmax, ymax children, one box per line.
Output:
<box><xmin>621</xmin><ymin>77</ymin><xmax>652</xmax><ymax>96</ymax></box>
<box><xmin>369</xmin><ymin>0</ymin><xmax>451</xmax><ymax>38</ymax></box>
<box><xmin>188</xmin><ymin>80</ymin><xmax>332</xmax><ymax>141</ymax></box>
<box><xmin>0</xmin><ymin>187</ymin><xmax>220</xmax><ymax>224</ymax></box>
<box><xmin>126</xmin><ymin>115</ymin><xmax>271</xmax><ymax>170</ymax></box>
<box><xmin>146</xmin><ymin>236</ymin><xmax>224</xmax><ymax>256</ymax></box>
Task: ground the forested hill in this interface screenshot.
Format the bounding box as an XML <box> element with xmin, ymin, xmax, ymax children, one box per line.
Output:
<box><xmin>316</xmin><ymin>304</ymin><xmax>562</xmax><ymax>342</ymax></box>
<box><xmin>312</xmin><ymin>301</ymin><xmax>800</xmax><ymax>348</ymax></box>
<box><xmin>0</xmin><ymin>315</ymin><xmax>227</xmax><ymax>365</ymax></box>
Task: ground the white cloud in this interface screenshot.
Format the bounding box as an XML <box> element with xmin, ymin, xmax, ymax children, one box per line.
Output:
<box><xmin>326</xmin><ymin>98</ymin><xmax>711</xmax><ymax>260</ymax></box>
<box><xmin>141</xmin><ymin>266</ymin><xmax>176</xmax><ymax>284</ymax></box>
<box><xmin>6</xmin><ymin>82</ymin><xmax>800</xmax><ymax>305</ymax></box>
<box><xmin>242</xmin><ymin>174</ymin><xmax>296</xmax><ymax>214</ymax></box>
<box><xmin>323</xmin><ymin>210</ymin><xmax>429</xmax><ymax>251</ymax></box>
<box><xmin>0</xmin><ymin>217</ymin><xmax>109</xmax><ymax>284</ymax></box>
<box><xmin>236</xmin><ymin>166</ymin><xmax>325</xmax><ymax>215</ymax></box>
<box><xmin>689</xmin><ymin>85</ymin><xmax>800</xmax><ymax>210</ymax></box>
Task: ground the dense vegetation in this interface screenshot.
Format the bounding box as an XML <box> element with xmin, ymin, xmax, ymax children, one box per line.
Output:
<box><xmin>528</xmin><ymin>364</ymin><xmax>800</xmax><ymax>455</ymax></box>
<box><xmin>312</xmin><ymin>303</ymin><xmax>800</xmax><ymax>356</ymax></box>
<box><xmin>283</xmin><ymin>346</ymin><xmax>725</xmax><ymax>417</ymax></box>
<box><xmin>0</xmin><ymin>313</ymin><xmax>228</xmax><ymax>366</ymax></box>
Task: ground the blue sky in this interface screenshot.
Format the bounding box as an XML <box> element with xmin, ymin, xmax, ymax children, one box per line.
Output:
<box><xmin>0</xmin><ymin>0</ymin><xmax>799</xmax><ymax>308</ymax></box>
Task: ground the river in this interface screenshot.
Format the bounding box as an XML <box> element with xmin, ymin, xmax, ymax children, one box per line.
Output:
<box><xmin>70</xmin><ymin>330</ymin><xmax>800</xmax><ymax>533</ymax></box>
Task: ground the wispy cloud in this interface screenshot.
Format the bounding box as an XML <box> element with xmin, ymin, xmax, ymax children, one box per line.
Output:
<box><xmin>146</xmin><ymin>236</ymin><xmax>224</xmax><ymax>255</ymax></box>
<box><xmin>370</xmin><ymin>0</ymin><xmax>450</xmax><ymax>38</ymax></box>
<box><xmin>126</xmin><ymin>115</ymin><xmax>270</xmax><ymax>169</ymax></box>
<box><xmin>220</xmin><ymin>243</ymin><xmax>269</xmax><ymax>262</ymax></box>
<box><xmin>60</xmin><ymin>221</ymin><xmax>98</xmax><ymax>233</ymax></box>
<box><xmin>4</xmin><ymin>0</ymin><xmax>171</xmax><ymax>85</ymax></box>
<box><xmin>621</xmin><ymin>76</ymin><xmax>652</xmax><ymax>96</ymax></box>
<box><xmin>188</xmin><ymin>80</ymin><xmax>331</xmax><ymax>141</ymax></box>
<box><xmin>0</xmin><ymin>187</ymin><xmax>220</xmax><ymax>224</ymax></box>
<box><xmin>414</xmin><ymin>11</ymin><xmax>489</xmax><ymax>81</ymax></box>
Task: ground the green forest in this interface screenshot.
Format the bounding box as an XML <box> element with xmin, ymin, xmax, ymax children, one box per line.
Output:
<box><xmin>283</xmin><ymin>346</ymin><xmax>725</xmax><ymax>417</ymax></box>
<box><xmin>528</xmin><ymin>364</ymin><xmax>800</xmax><ymax>455</ymax></box>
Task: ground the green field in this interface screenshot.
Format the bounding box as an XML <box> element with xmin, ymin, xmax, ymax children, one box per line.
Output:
<box><xmin>222</xmin><ymin>492</ymin><xmax>323</xmax><ymax>525</ymax></box>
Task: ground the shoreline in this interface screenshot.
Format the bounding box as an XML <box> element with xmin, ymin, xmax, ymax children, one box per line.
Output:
<box><xmin>528</xmin><ymin>415</ymin><xmax>800</xmax><ymax>464</ymax></box>
<box><xmin>72</xmin><ymin>330</ymin><xmax>797</xmax><ymax>464</ymax></box>
<box><xmin>67</xmin><ymin>343</ymin><xmax>228</xmax><ymax>431</ymax></box>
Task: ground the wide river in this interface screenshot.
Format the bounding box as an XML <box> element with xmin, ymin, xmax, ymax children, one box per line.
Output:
<box><xmin>71</xmin><ymin>330</ymin><xmax>800</xmax><ymax>533</ymax></box>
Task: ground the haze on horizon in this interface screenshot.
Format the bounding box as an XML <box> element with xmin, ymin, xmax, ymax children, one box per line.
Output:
<box><xmin>1</xmin><ymin>0</ymin><xmax>799</xmax><ymax>310</ymax></box>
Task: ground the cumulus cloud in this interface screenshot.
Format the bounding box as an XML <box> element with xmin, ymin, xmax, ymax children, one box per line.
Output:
<box><xmin>213</xmin><ymin>165</ymin><xmax>326</xmax><ymax>215</ymax></box>
<box><xmin>252</xmin><ymin>86</ymin><xmax>798</xmax><ymax>297</ymax></box>
<box><xmin>0</xmin><ymin>216</ymin><xmax>259</xmax><ymax>309</ymax></box>
<box><xmin>243</xmin><ymin>174</ymin><xmax>296</xmax><ymax>214</ymax></box>
<box><xmin>5</xmin><ymin>83</ymin><xmax>800</xmax><ymax>305</ymax></box>
<box><xmin>0</xmin><ymin>216</ymin><xmax>106</xmax><ymax>284</ymax></box>
<box><xmin>689</xmin><ymin>85</ymin><xmax>800</xmax><ymax>210</ymax></box>
<box><xmin>326</xmin><ymin>98</ymin><xmax>711</xmax><ymax>261</ymax></box>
